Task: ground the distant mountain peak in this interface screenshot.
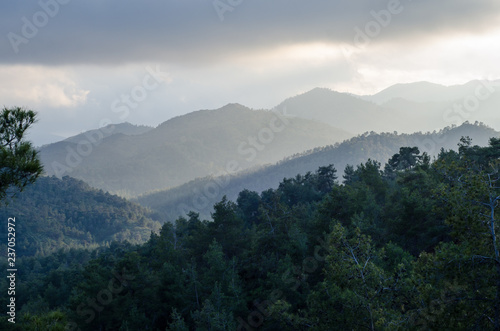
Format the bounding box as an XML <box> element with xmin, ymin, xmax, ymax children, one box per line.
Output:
<box><xmin>365</xmin><ymin>79</ymin><xmax>499</xmax><ymax>104</ymax></box>
<box><xmin>383</xmin><ymin>81</ymin><xmax>443</xmax><ymax>89</ymax></box>
<box><xmin>298</xmin><ymin>87</ymin><xmax>342</xmax><ymax>97</ymax></box>
<box><xmin>155</xmin><ymin>103</ymin><xmax>253</xmax><ymax>130</ymax></box>
<box><xmin>219</xmin><ymin>102</ymin><xmax>248</xmax><ymax>110</ymax></box>
<box><xmin>62</xmin><ymin>122</ymin><xmax>153</xmax><ymax>144</ymax></box>
<box><xmin>308</xmin><ymin>87</ymin><xmax>333</xmax><ymax>92</ymax></box>
<box><xmin>41</xmin><ymin>103</ymin><xmax>351</xmax><ymax>197</ymax></box>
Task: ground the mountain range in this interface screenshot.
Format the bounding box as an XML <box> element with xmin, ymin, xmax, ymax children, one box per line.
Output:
<box><xmin>39</xmin><ymin>104</ymin><xmax>351</xmax><ymax>197</ymax></box>
<box><xmin>4</xmin><ymin>79</ymin><xmax>500</xmax><ymax>263</ymax></box>
<box><xmin>136</xmin><ymin>122</ymin><xmax>500</xmax><ymax>222</ymax></box>
<box><xmin>280</xmin><ymin>80</ymin><xmax>500</xmax><ymax>134</ymax></box>
<box><xmin>38</xmin><ymin>80</ymin><xmax>500</xmax><ymax>200</ymax></box>
<box><xmin>62</xmin><ymin>122</ymin><xmax>153</xmax><ymax>145</ymax></box>
<box><xmin>363</xmin><ymin>80</ymin><xmax>500</xmax><ymax>104</ymax></box>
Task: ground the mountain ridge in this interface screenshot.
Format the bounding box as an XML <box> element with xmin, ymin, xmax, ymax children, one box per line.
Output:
<box><xmin>137</xmin><ymin>122</ymin><xmax>499</xmax><ymax>222</ymax></box>
<box><xmin>279</xmin><ymin>80</ymin><xmax>500</xmax><ymax>134</ymax></box>
<box><xmin>0</xmin><ymin>176</ymin><xmax>161</xmax><ymax>257</ymax></box>
<box><xmin>39</xmin><ymin>104</ymin><xmax>352</xmax><ymax>197</ymax></box>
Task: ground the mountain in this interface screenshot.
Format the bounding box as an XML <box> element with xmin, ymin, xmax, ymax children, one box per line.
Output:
<box><xmin>63</xmin><ymin>122</ymin><xmax>153</xmax><ymax>144</ymax></box>
<box><xmin>370</xmin><ymin>80</ymin><xmax>500</xmax><ymax>131</ymax></box>
<box><xmin>364</xmin><ymin>80</ymin><xmax>500</xmax><ymax>104</ymax></box>
<box><xmin>0</xmin><ymin>176</ymin><xmax>161</xmax><ymax>257</ymax></box>
<box><xmin>137</xmin><ymin>122</ymin><xmax>499</xmax><ymax>222</ymax></box>
<box><xmin>379</xmin><ymin>98</ymin><xmax>452</xmax><ymax>133</ymax></box>
<box><xmin>276</xmin><ymin>88</ymin><xmax>391</xmax><ymax>134</ymax></box>
<box><xmin>38</xmin><ymin>104</ymin><xmax>352</xmax><ymax>197</ymax></box>
<box><xmin>278</xmin><ymin>81</ymin><xmax>500</xmax><ymax>135</ymax></box>
<box><xmin>364</xmin><ymin>81</ymin><xmax>454</xmax><ymax>104</ymax></box>
<box><xmin>10</xmin><ymin>128</ymin><xmax>500</xmax><ymax>331</ymax></box>
<box><xmin>37</xmin><ymin>80</ymin><xmax>500</xmax><ymax>198</ymax></box>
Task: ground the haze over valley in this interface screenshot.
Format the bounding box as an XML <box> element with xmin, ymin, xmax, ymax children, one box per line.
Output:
<box><xmin>37</xmin><ymin>79</ymin><xmax>500</xmax><ymax>199</ymax></box>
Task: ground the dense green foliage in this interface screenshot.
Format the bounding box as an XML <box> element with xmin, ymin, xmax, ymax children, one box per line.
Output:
<box><xmin>3</xmin><ymin>136</ymin><xmax>500</xmax><ymax>330</ymax></box>
<box><xmin>0</xmin><ymin>107</ymin><xmax>43</xmax><ymax>201</ymax></box>
<box><xmin>0</xmin><ymin>176</ymin><xmax>161</xmax><ymax>256</ymax></box>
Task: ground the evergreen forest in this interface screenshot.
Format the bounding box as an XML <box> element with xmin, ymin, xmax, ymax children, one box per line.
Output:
<box><xmin>2</xmin><ymin>136</ymin><xmax>500</xmax><ymax>330</ymax></box>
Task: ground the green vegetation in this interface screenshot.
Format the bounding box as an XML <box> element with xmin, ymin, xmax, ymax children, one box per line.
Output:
<box><xmin>4</xmin><ymin>136</ymin><xmax>500</xmax><ymax>330</ymax></box>
<box><xmin>0</xmin><ymin>176</ymin><xmax>161</xmax><ymax>257</ymax></box>
<box><xmin>0</xmin><ymin>107</ymin><xmax>43</xmax><ymax>201</ymax></box>
<box><xmin>138</xmin><ymin>122</ymin><xmax>498</xmax><ymax>222</ymax></box>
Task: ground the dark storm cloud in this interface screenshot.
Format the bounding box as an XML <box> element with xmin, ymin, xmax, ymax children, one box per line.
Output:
<box><xmin>1</xmin><ymin>0</ymin><xmax>499</xmax><ymax>65</ymax></box>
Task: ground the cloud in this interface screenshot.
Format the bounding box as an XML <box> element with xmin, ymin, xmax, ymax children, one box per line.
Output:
<box><xmin>0</xmin><ymin>65</ymin><xmax>89</xmax><ymax>108</ymax></box>
<box><xmin>2</xmin><ymin>0</ymin><xmax>500</xmax><ymax>146</ymax></box>
<box><xmin>336</xmin><ymin>27</ymin><xmax>500</xmax><ymax>94</ymax></box>
<box><xmin>1</xmin><ymin>0</ymin><xmax>499</xmax><ymax>66</ymax></box>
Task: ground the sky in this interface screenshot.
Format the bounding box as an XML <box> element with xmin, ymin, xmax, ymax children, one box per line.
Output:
<box><xmin>1</xmin><ymin>0</ymin><xmax>500</xmax><ymax>145</ymax></box>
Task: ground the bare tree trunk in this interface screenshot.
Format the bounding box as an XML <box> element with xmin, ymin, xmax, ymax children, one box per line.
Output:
<box><xmin>191</xmin><ymin>264</ymin><xmax>200</xmax><ymax>309</ymax></box>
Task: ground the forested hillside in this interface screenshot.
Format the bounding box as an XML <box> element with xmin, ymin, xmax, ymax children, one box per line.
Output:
<box><xmin>0</xmin><ymin>176</ymin><xmax>161</xmax><ymax>257</ymax></box>
<box><xmin>137</xmin><ymin>122</ymin><xmax>499</xmax><ymax>222</ymax></box>
<box><xmin>39</xmin><ymin>104</ymin><xmax>351</xmax><ymax>197</ymax></box>
<box><xmin>4</xmin><ymin>136</ymin><xmax>500</xmax><ymax>330</ymax></box>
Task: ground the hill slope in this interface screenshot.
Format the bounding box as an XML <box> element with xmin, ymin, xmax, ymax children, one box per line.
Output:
<box><xmin>39</xmin><ymin>104</ymin><xmax>352</xmax><ymax>197</ymax></box>
<box><xmin>0</xmin><ymin>176</ymin><xmax>161</xmax><ymax>257</ymax></box>
<box><xmin>276</xmin><ymin>88</ymin><xmax>389</xmax><ymax>134</ymax></box>
<box><xmin>137</xmin><ymin>122</ymin><xmax>499</xmax><ymax>222</ymax></box>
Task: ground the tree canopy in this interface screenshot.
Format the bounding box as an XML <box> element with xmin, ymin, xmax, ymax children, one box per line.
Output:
<box><xmin>0</xmin><ymin>107</ymin><xmax>43</xmax><ymax>201</ymax></box>
<box><xmin>3</xmin><ymin>136</ymin><xmax>500</xmax><ymax>330</ymax></box>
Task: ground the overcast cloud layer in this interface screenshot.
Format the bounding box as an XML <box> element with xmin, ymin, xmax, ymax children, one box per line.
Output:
<box><xmin>1</xmin><ymin>0</ymin><xmax>500</xmax><ymax>144</ymax></box>
<box><xmin>2</xmin><ymin>0</ymin><xmax>500</xmax><ymax>65</ymax></box>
